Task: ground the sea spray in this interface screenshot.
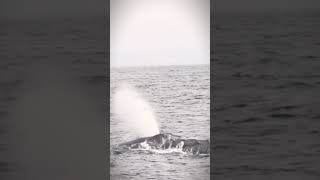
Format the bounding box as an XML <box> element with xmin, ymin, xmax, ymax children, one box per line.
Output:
<box><xmin>112</xmin><ymin>83</ymin><xmax>160</xmax><ymax>138</ymax></box>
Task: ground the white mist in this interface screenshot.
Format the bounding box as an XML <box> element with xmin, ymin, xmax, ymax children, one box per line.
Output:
<box><xmin>112</xmin><ymin>83</ymin><xmax>160</xmax><ymax>138</ymax></box>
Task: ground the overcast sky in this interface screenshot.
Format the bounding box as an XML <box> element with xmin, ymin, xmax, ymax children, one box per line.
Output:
<box><xmin>111</xmin><ymin>0</ymin><xmax>210</xmax><ymax>67</ymax></box>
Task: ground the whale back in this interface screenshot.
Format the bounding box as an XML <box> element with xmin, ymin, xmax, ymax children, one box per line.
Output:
<box><xmin>117</xmin><ymin>133</ymin><xmax>210</xmax><ymax>154</ymax></box>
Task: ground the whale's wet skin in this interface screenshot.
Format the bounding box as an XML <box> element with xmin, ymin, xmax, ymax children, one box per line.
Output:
<box><xmin>116</xmin><ymin>133</ymin><xmax>209</xmax><ymax>155</ymax></box>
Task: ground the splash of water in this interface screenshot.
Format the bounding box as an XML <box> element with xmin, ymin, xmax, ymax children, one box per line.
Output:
<box><xmin>133</xmin><ymin>141</ymin><xmax>186</xmax><ymax>154</ymax></box>
<box><xmin>112</xmin><ymin>83</ymin><xmax>160</xmax><ymax>138</ymax></box>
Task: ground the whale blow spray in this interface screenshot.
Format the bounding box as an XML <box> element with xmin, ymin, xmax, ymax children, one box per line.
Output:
<box><xmin>113</xmin><ymin>83</ymin><xmax>160</xmax><ymax>138</ymax></box>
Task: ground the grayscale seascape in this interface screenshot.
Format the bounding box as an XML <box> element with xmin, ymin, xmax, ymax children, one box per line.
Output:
<box><xmin>213</xmin><ymin>11</ymin><xmax>320</xmax><ymax>179</ymax></box>
<box><xmin>0</xmin><ymin>17</ymin><xmax>107</xmax><ymax>180</ymax></box>
<box><xmin>110</xmin><ymin>65</ymin><xmax>210</xmax><ymax>180</ymax></box>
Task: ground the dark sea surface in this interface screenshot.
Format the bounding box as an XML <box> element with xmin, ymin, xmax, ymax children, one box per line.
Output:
<box><xmin>0</xmin><ymin>17</ymin><xmax>107</xmax><ymax>180</ymax></box>
<box><xmin>110</xmin><ymin>65</ymin><xmax>210</xmax><ymax>180</ymax></box>
<box><xmin>212</xmin><ymin>11</ymin><xmax>320</xmax><ymax>179</ymax></box>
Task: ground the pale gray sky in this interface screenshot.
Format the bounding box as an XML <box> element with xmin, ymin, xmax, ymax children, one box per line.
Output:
<box><xmin>111</xmin><ymin>0</ymin><xmax>210</xmax><ymax>67</ymax></box>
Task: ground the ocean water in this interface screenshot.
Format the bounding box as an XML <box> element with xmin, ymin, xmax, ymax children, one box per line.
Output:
<box><xmin>212</xmin><ymin>11</ymin><xmax>320</xmax><ymax>179</ymax></box>
<box><xmin>0</xmin><ymin>17</ymin><xmax>107</xmax><ymax>180</ymax></box>
<box><xmin>110</xmin><ymin>65</ymin><xmax>210</xmax><ymax>180</ymax></box>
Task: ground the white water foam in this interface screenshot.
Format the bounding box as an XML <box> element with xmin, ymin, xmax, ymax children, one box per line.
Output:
<box><xmin>112</xmin><ymin>83</ymin><xmax>160</xmax><ymax>138</ymax></box>
<box><xmin>130</xmin><ymin>141</ymin><xmax>187</xmax><ymax>154</ymax></box>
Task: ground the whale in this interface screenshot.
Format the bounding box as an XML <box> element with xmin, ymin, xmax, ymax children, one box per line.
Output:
<box><xmin>118</xmin><ymin>133</ymin><xmax>210</xmax><ymax>154</ymax></box>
